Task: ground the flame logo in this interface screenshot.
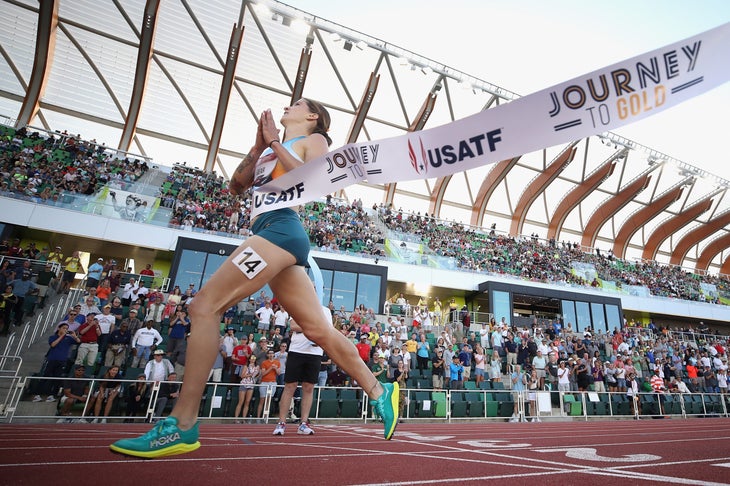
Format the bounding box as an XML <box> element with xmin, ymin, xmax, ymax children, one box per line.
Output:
<box><xmin>408</xmin><ymin>138</ymin><xmax>428</xmax><ymax>175</ymax></box>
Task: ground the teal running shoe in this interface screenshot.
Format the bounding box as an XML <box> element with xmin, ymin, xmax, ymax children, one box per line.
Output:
<box><xmin>110</xmin><ymin>417</ymin><xmax>200</xmax><ymax>458</ymax></box>
<box><xmin>372</xmin><ymin>382</ymin><xmax>399</xmax><ymax>440</ymax></box>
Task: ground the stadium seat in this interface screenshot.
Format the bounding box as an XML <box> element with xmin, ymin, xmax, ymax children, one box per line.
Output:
<box><xmin>464</xmin><ymin>391</ymin><xmax>485</xmax><ymax>417</ymax></box>
<box><xmin>450</xmin><ymin>392</ymin><xmax>468</xmax><ymax>417</ymax></box>
<box><xmin>317</xmin><ymin>388</ymin><xmax>340</xmax><ymax>418</ymax></box>
<box><xmin>432</xmin><ymin>391</ymin><xmax>447</xmax><ymax>417</ymax></box>
<box><xmin>339</xmin><ymin>389</ymin><xmax>361</xmax><ymax>418</ymax></box>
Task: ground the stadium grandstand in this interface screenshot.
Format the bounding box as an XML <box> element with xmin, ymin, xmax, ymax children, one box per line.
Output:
<box><xmin>0</xmin><ymin>0</ymin><xmax>728</xmax><ymax>434</ymax></box>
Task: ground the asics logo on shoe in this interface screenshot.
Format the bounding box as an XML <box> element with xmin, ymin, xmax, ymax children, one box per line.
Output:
<box><xmin>150</xmin><ymin>432</ymin><xmax>180</xmax><ymax>448</ymax></box>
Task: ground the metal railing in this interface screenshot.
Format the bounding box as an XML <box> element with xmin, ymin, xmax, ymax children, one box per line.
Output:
<box><xmin>2</xmin><ymin>373</ymin><xmax>727</xmax><ymax>424</ymax></box>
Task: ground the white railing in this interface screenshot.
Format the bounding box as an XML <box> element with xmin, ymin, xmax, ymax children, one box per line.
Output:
<box><xmin>2</xmin><ymin>373</ymin><xmax>727</xmax><ymax>424</ymax></box>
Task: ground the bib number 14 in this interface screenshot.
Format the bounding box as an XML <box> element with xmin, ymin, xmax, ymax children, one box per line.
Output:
<box><xmin>233</xmin><ymin>248</ymin><xmax>268</xmax><ymax>279</ymax></box>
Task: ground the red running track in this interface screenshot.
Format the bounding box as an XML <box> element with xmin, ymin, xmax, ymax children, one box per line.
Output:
<box><xmin>1</xmin><ymin>419</ymin><xmax>729</xmax><ymax>485</ymax></box>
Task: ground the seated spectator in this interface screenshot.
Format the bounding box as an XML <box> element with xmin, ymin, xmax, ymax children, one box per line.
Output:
<box><xmin>124</xmin><ymin>373</ymin><xmax>150</xmax><ymax>423</ymax></box>
<box><xmin>56</xmin><ymin>365</ymin><xmax>91</xmax><ymax>423</ymax></box>
<box><xmin>84</xmin><ymin>365</ymin><xmax>122</xmax><ymax>423</ymax></box>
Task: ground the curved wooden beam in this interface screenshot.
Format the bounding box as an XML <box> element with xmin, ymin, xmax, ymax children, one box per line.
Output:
<box><xmin>345</xmin><ymin>72</ymin><xmax>379</xmax><ymax>143</ymax></box>
<box><xmin>720</xmin><ymin>253</ymin><xmax>730</xmax><ymax>275</ymax></box>
<box><xmin>204</xmin><ymin>19</ymin><xmax>244</xmax><ymax>173</ymax></box>
<box><xmin>469</xmin><ymin>157</ymin><xmax>520</xmax><ymax>227</ymax></box>
<box><xmin>429</xmin><ymin>174</ymin><xmax>451</xmax><ymax>217</ymax></box>
<box><xmin>641</xmin><ymin>196</ymin><xmax>713</xmax><ymax>261</ymax></box>
<box><xmin>383</xmin><ymin>91</ymin><xmax>437</xmax><ymax>209</ymax></box>
<box><xmin>612</xmin><ymin>186</ymin><xmax>684</xmax><ymax>258</ymax></box>
<box><xmin>546</xmin><ymin>159</ymin><xmax>616</xmax><ymax>240</ymax></box>
<box><xmin>580</xmin><ymin>174</ymin><xmax>651</xmax><ymax>249</ymax></box>
<box><xmin>696</xmin><ymin>233</ymin><xmax>730</xmax><ymax>273</ymax></box>
<box><xmin>16</xmin><ymin>0</ymin><xmax>59</xmax><ymax>128</ymax></box>
<box><xmin>509</xmin><ymin>143</ymin><xmax>577</xmax><ymax>236</ymax></box>
<box><xmin>118</xmin><ymin>0</ymin><xmax>160</xmax><ymax>152</ymax></box>
<box><xmin>669</xmin><ymin>209</ymin><xmax>730</xmax><ymax>266</ymax></box>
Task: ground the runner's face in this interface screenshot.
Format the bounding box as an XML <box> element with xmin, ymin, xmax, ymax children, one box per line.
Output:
<box><xmin>281</xmin><ymin>99</ymin><xmax>314</xmax><ymax>123</ymax></box>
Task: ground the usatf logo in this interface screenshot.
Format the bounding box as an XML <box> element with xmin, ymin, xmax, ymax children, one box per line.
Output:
<box><xmin>150</xmin><ymin>432</ymin><xmax>180</xmax><ymax>448</ymax></box>
<box><xmin>408</xmin><ymin>138</ymin><xmax>428</xmax><ymax>175</ymax></box>
<box><xmin>547</xmin><ymin>40</ymin><xmax>702</xmax><ymax>132</ymax></box>
<box><xmin>408</xmin><ymin>130</ymin><xmax>503</xmax><ymax>173</ymax></box>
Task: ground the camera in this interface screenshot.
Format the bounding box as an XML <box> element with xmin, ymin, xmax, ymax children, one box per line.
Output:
<box><xmin>109</xmin><ymin>191</ymin><xmax>116</xmax><ymax>198</ymax></box>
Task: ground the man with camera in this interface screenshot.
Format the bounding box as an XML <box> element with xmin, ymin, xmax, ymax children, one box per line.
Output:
<box><xmin>33</xmin><ymin>322</ymin><xmax>81</xmax><ymax>403</ymax></box>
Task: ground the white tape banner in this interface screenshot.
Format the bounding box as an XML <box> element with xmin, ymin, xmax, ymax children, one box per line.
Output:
<box><xmin>251</xmin><ymin>22</ymin><xmax>730</xmax><ymax>218</ymax></box>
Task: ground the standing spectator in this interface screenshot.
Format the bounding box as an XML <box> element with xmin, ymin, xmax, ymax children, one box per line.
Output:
<box><xmin>405</xmin><ymin>334</ymin><xmax>418</xmax><ymax>371</ymax></box>
<box><xmin>273</xmin><ymin>342</ymin><xmax>288</xmax><ymax>386</ymax></box>
<box><xmin>35</xmin><ymin>262</ymin><xmax>57</xmax><ymax>308</ymax></box>
<box><xmin>163</xmin><ymin>287</ymin><xmax>183</xmax><ymax>319</ymax></box>
<box><xmin>255</xmin><ymin>301</ymin><xmax>274</xmax><ymax>333</ymax></box>
<box><xmin>86</xmin><ymin>258</ymin><xmax>105</xmax><ymax>289</ymax></box>
<box><xmin>273</xmin><ymin>304</ymin><xmax>289</xmax><ymax>335</ymax></box>
<box><xmin>231</xmin><ymin>335</ymin><xmax>252</xmax><ymax>382</ymax></box>
<box><xmin>272</xmin><ymin>313</ymin><xmax>326</xmax><ymax>436</ymax></box>
<box><xmin>509</xmin><ymin>364</ymin><xmax>526</xmax><ymax>422</ymax></box>
<box><xmin>318</xmin><ymin>351</ymin><xmax>331</xmax><ymax>387</ymax></box>
<box><xmin>489</xmin><ymin>350</ymin><xmax>503</xmax><ymax>384</ymax></box>
<box><xmin>0</xmin><ymin>284</ymin><xmax>18</xmax><ymax>334</ymax></box>
<box><xmin>60</xmin><ymin>250</ymin><xmax>84</xmax><ymax>294</ymax></box>
<box><xmin>650</xmin><ymin>366</ymin><xmax>666</xmax><ymax>414</ymax></box>
<box><xmin>47</xmin><ymin>246</ymin><xmax>64</xmax><ymax>265</ymax></box>
<box><xmin>388</xmin><ymin>347</ymin><xmax>403</xmax><ymax>381</ymax></box>
<box><xmin>356</xmin><ymin>333</ymin><xmax>371</xmax><ymax>364</ymax></box>
<box><xmin>34</xmin><ymin>322</ymin><xmax>80</xmax><ymax>402</ymax></box>
<box><xmin>532</xmin><ymin>350</ymin><xmax>548</xmax><ymax>389</ymax></box>
<box><xmin>139</xmin><ymin>264</ymin><xmax>155</xmax><ymax>277</ymax></box>
<box><xmin>122</xmin><ymin>308</ymin><xmax>143</xmax><ymax>335</ymax></box>
<box><xmin>449</xmin><ymin>355</ymin><xmax>464</xmax><ymax>390</ymax></box>
<box><xmin>372</xmin><ymin>355</ymin><xmax>389</xmax><ymax>384</ymax></box>
<box><xmin>526</xmin><ymin>368</ymin><xmax>540</xmax><ymax>422</ymax></box>
<box><xmin>146</xmin><ymin>287</ymin><xmax>166</xmax><ymax>326</ymax></box>
<box><xmin>222</xmin><ymin>327</ymin><xmax>239</xmax><ymax>376</ymax></box>
<box><xmin>431</xmin><ymin>348</ymin><xmax>445</xmax><ymax>390</ymax></box>
<box><xmin>96</xmin><ymin>304</ymin><xmax>116</xmax><ymax>360</ymax></box>
<box><xmin>557</xmin><ymin>360</ymin><xmax>571</xmax><ymax>393</ymax></box>
<box><xmin>416</xmin><ymin>334</ymin><xmax>431</xmax><ymax>371</ymax></box>
<box><xmin>473</xmin><ymin>344</ymin><xmax>486</xmax><ymax>387</ymax></box>
<box><xmin>121</xmin><ymin>278</ymin><xmax>138</xmax><ymax>307</ymax></box>
<box><xmin>167</xmin><ymin>309</ymin><xmax>190</xmax><ymax>363</ymax></box>
<box><xmin>104</xmin><ymin>321</ymin><xmax>131</xmax><ymax>367</ymax></box>
<box><xmin>75</xmin><ymin>313</ymin><xmax>101</xmax><ymax>367</ymax></box>
<box><xmin>96</xmin><ymin>279</ymin><xmax>113</xmax><ymax>308</ymax></box>
<box><xmin>627</xmin><ymin>371</ymin><xmax>641</xmax><ymax>417</ymax></box>
<box><xmin>78</xmin><ymin>295</ymin><xmax>101</xmax><ymax>317</ymax></box>
<box><xmin>233</xmin><ymin>355</ymin><xmax>259</xmax><ymax>423</ymax></box>
<box><xmin>8</xmin><ymin>270</ymin><xmax>38</xmax><ymax>327</ymax></box>
<box><xmin>130</xmin><ymin>320</ymin><xmax>163</xmax><ymax>367</ymax></box>
<box><xmin>108</xmin><ymin>297</ymin><xmax>124</xmax><ymax>329</ymax></box>
<box><xmin>458</xmin><ymin>344</ymin><xmax>472</xmax><ymax>382</ymax></box>
<box><xmin>207</xmin><ymin>339</ymin><xmax>226</xmax><ymax>384</ymax></box>
<box><xmin>256</xmin><ymin>349</ymin><xmax>280</xmax><ymax>418</ymax></box>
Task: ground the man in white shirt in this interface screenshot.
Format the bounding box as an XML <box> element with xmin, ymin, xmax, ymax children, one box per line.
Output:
<box><xmin>255</xmin><ymin>301</ymin><xmax>275</xmax><ymax>332</ymax></box>
<box><xmin>273</xmin><ymin>306</ymin><xmax>290</xmax><ymax>334</ymax></box>
<box><xmin>131</xmin><ymin>320</ymin><xmax>163</xmax><ymax>367</ymax></box>
<box><xmin>479</xmin><ymin>323</ymin><xmax>490</xmax><ymax>350</ymax></box>
<box><xmin>121</xmin><ymin>278</ymin><xmax>139</xmax><ymax>307</ymax></box>
<box><xmin>96</xmin><ymin>303</ymin><xmax>117</xmax><ymax>359</ymax></box>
